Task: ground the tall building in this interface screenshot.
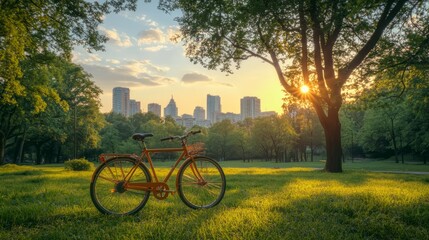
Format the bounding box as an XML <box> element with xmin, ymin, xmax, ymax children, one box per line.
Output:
<box><xmin>240</xmin><ymin>96</ymin><xmax>261</xmax><ymax>120</ymax></box>
<box><xmin>164</xmin><ymin>96</ymin><xmax>178</xmax><ymax>118</ymax></box>
<box><xmin>207</xmin><ymin>94</ymin><xmax>221</xmax><ymax>124</ymax></box>
<box><xmin>129</xmin><ymin>100</ymin><xmax>141</xmax><ymax>116</ymax></box>
<box><xmin>193</xmin><ymin>106</ymin><xmax>205</xmax><ymax>121</ymax></box>
<box><xmin>147</xmin><ymin>103</ymin><xmax>161</xmax><ymax>117</ymax></box>
<box><xmin>112</xmin><ymin>87</ymin><xmax>130</xmax><ymax>116</ymax></box>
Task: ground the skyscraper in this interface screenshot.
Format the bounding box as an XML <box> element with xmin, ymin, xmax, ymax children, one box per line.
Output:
<box><xmin>148</xmin><ymin>103</ymin><xmax>161</xmax><ymax>117</ymax></box>
<box><xmin>112</xmin><ymin>87</ymin><xmax>130</xmax><ymax>116</ymax></box>
<box><xmin>207</xmin><ymin>94</ymin><xmax>221</xmax><ymax>124</ymax></box>
<box><xmin>240</xmin><ymin>96</ymin><xmax>261</xmax><ymax>120</ymax></box>
<box><xmin>129</xmin><ymin>99</ymin><xmax>141</xmax><ymax>116</ymax></box>
<box><xmin>164</xmin><ymin>96</ymin><xmax>178</xmax><ymax>118</ymax></box>
<box><xmin>193</xmin><ymin>106</ymin><xmax>205</xmax><ymax>121</ymax></box>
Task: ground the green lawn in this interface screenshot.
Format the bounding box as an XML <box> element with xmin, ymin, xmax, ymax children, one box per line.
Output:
<box><xmin>220</xmin><ymin>159</ymin><xmax>429</xmax><ymax>172</ymax></box>
<box><xmin>1</xmin><ymin>162</ymin><xmax>429</xmax><ymax>239</ymax></box>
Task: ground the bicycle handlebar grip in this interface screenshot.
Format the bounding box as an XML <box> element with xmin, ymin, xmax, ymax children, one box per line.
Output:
<box><xmin>160</xmin><ymin>136</ymin><xmax>173</xmax><ymax>142</ymax></box>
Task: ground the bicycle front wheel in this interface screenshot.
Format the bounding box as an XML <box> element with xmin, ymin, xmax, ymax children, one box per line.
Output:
<box><xmin>90</xmin><ymin>157</ymin><xmax>151</xmax><ymax>215</ymax></box>
<box><xmin>177</xmin><ymin>156</ymin><xmax>226</xmax><ymax>209</ymax></box>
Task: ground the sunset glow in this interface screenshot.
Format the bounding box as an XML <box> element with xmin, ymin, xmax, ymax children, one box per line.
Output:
<box><xmin>300</xmin><ymin>85</ymin><xmax>310</xmax><ymax>94</ymax></box>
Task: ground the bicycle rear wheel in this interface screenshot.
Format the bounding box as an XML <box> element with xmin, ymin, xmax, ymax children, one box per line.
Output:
<box><xmin>90</xmin><ymin>157</ymin><xmax>151</xmax><ymax>215</ymax></box>
<box><xmin>177</xmin><ymin>156</ymin><xmax>226</xmax><ymax>209</ymax></box>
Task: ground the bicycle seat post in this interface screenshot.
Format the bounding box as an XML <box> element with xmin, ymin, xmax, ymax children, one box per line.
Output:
<box><xmin>141</xmin><ymin>140</ymin><xmax>147</xmax><ymax>151</ymax></box>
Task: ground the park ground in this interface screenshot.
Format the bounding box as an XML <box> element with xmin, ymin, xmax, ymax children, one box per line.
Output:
<box><xmin>1</xmin><ymin>160</ymin><xmax>429</xmax><ymax>239</ymax></box>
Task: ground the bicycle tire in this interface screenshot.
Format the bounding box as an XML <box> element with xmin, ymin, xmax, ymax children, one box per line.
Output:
<box><xmin>177</xmin><ymin>156</ymin><xmax>226</xmax><ymax>209</ymax></box>
<box><xmin>90</xmin><ymin>157</ymin><xmax>151</xmax><ymax>215</ymax></box>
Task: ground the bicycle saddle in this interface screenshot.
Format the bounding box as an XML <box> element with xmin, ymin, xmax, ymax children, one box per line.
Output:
<box><xmin>132</xmin><ymin>133</ymin><xmax>154</xmax><ymax>141</ymax></box>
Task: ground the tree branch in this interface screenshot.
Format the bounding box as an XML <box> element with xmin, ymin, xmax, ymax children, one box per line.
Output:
<box><xmin>309</xmin><ymin>0</ymin><xmax>331</xmax><ymax>104</ymax></box>
<box><xmin>339</xmin><ymin>0</ymin><xmax>409</xmax><ymax>85</ymax></box>
<box><xmin>223</xmin><ymin>36</ymin><xmax>274</xmax><ymax>65</ymax></box>
<box><xmin>299</xmin><ymin>1</ymin><xmax>309</xmax><ymax>84</ymax></box>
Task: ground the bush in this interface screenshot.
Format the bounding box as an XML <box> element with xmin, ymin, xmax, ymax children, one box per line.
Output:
<box><xmin>64</xmin><ymin>158</ymin><xmax>94</xmax><ymax>171</ymax></box>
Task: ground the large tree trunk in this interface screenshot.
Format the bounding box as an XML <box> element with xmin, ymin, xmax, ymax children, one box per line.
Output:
<box><xmin>35</xmin><ymin>144</ymin><xmax>43</xmax><ymax>165</ymax></box>
<box><xmin>321</xmin><ymin>107</ymin><xmax>343</xmax><ymax>173</ymax></box>
<box><xmin>15</xmin><ymin>130</ymin><xmax>27</xmax><ymax>164</ymax></box>
<box><xmin>0</xmin><ymin>134</ymin><xmax>5</xmax><ymax>165</ymax></box>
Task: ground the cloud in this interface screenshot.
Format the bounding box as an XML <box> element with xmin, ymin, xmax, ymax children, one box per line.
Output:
<box><xmin>120</xmin><ymin>12</ymin><xmax>159</xmax><ymax>27</ymax></box>
<box><xmin>100</xmin><ymin>27</ymin><xmax>133</xmax><ymax>47</ymax></box>
<box><xmin>181</xmin><ymin>72</ymin><xmax>234</xmax><ymax>87</ymax></box>
<box><xmin>81</xmin><ymin>61</ymin><xmax>175</xmax><ymax>91</ymax></box>
<box><xmin>72</xmin><ymin>52</ymin><xmax>102</xmax><ymax>64</ymax></box>
<box><xmin>182</xmin><ymin>73</ymin><xmax>212</xmax><ymax>83</ymax></box>
<box><xmin>214</xmin><ymin>82</ymin><xmax>234</xmax><ymax>87</ymax></box>
<box><xmin>143</xmin><ymin>45</ymin><xmax>167</xmax><ymax>52</ymax></box>
<box><xmin>122</xmin><ymin>60</ymin><xmax>170</xmax><ymax>76</ymax></box>
<box><xmin>106</xmin><ymin>59</ymin><xmax>120</xmax><ymax>64</ymax></box>
<box><xmin>167</xmin><ymin>26</ymin><xmax>181</xmax><ymax>42</ymax></box>
<box><xmin>138</xmin><ymin>29</ymin><xmax>164</xmax><ymax>45</ymax></box>
<box><xmin>137</xmin><ymin>14</ymin><xmax>159</xmax><ymax>27</ymax></box>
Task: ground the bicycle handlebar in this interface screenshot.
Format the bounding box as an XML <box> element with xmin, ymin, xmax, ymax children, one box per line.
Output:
<box><xmin>160</xmin><ymin>130</ymin><xmax>201</xmax><ymax>142</ymax></box>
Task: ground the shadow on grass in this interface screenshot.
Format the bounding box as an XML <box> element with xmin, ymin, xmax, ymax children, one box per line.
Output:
<box><xmin>1</xmin><ymin>167</ymin><xmax>429</xmax><ymax>239</ymax></box>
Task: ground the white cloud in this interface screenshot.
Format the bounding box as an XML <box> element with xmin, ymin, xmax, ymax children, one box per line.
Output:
<box><xmin>120</xmin><ymin>12</ymin><xmax>159</xmax><ymax>27</ymax></box>
<box><xmin>106</xmin><ymin>59</ymin><xmax>120</xmax><ymax>64</ymax></box>
<box><xmin>72</xmin><ymin>51</ymin><xmax>102</xmax><ymax>64</ymax></box>
<box><xmin>167</xmin><ymin>26</ymin><xmax>181</xmax><ymax>42</ymax></box>
<box><xmin>100</xmin><ymin>27</ymin><xmax>133</xmax><ymax>47</ymax></box>
<box><xmin>122</xmin><ymin>60</ymin><xmax>170</xmax><ymax>77</ymax></box>
<box><xmin>143</xmin><ymin>45</ymin><xmax>167</xmax><ymax>52</ymax></box>
<box><xmin>137</xmin><ymin>14</ymin><xmax>159</xmax><ymax>27</ymax></box>
<box><xmin>138</xmin><ymin>28</ymin><xmax>165</xmax><ymax>45</ymax></box>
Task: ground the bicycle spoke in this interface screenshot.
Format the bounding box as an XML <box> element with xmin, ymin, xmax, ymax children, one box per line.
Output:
<box><xmin>178</xmin><ymin>157</ymin><xmax>225</xmax><ymax>209</ymax></box>
<box><xmin>91</xmin><ymin>157</ymin><xmax>151</xmax><ymax>215</ymax></box>
<box><xmin>97</xmin><ymin>175</ymin><xmax>118</xmax><ymax>183</ymax></box>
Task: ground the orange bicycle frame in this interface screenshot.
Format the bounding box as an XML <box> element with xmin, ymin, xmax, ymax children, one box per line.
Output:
<box><xmin>98</xmin><ymin>143</ymin><xmax>204</xmax><ymax>196</ymax></box>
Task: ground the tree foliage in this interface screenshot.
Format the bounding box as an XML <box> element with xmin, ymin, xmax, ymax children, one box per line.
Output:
<box><xmin>0</xmin><ymin>0</ymin><xmax>139</xmax><ymax>164</ymax></box>
<box><xmin>159</xmin><ymin>0</ymin><xmax>428</xmax><ymax>172</ymax></box>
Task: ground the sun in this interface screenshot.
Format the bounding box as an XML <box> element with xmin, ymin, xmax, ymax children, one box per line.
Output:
<box><xmin>300</xmin><ymin>85</ymin><xmax>310</xmax><ymax>94</ymax></box>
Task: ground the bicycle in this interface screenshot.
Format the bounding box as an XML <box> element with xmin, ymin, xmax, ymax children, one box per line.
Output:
<box><xmin>90</xmin><ymin>130</ymin><xmax>226</xmax><ymax>215</ymax></box>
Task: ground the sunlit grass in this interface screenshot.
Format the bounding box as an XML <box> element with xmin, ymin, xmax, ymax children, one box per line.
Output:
<box><xmin>1</xmin><ymin>164</ymin><xmax>429</xmax><ymax>239</ymax></box>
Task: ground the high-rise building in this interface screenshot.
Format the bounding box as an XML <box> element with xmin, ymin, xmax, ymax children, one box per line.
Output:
<box><xmin>240</xmin><ymin>96</ymin><xmax>261</xmax><ymax>120</ymax></box>
<box><xmin>207</xmin><ymin>94</ymin><xmax>221</xmax><ymax>124</ymax></box>
<box><xmin>147</xmin><ymin>103</ymin><xmax>161</xmax><ymax>117</ymax></box>
<box><xmin>129</xmin><ymin>100</ymin><xmax>141</xmax><ymax>116</ymax></box>
<box><xmin>164</xmin><ymin>96</ymin><xmax>178</xmax><ymax>118</ymax></box>
<box><xmin>112</xmin><ymin>87</ymin><xmax>130</xmax><ymax>116</ymax></box>
<box><xmin>193</xmin><ymin>106</ymin><xmax>205</xmax><ymax>121</ymax></box>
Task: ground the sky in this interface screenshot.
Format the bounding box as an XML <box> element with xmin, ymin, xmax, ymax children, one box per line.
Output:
<box><xmin>72</xmin><ymin>2</ymin><xmax>286</xmax><ymax>116</ymax></box>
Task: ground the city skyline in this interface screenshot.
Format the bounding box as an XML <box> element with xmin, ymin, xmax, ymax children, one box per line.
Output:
<box><xmin>113</xmin><ymin>87</ymin><xmax>275</xmax><ymax>122</ymax></box>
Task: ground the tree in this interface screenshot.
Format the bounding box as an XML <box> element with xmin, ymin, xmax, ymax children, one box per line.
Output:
<box><xmin>340</xmin><ymin>105</ymin><xmax>364</xmax><ymax>162</ymax></box>
<box><xmin>237</xmin><ymin>118</ymin><xmax>254</xmax><ymax>162</ymax></box>
<box><xmin>206</xmin><ymin>120</ymin><xmax>240</xmax><ymax>161</ymax></box>
<box><xmin>250</xmin><ymin>116</ymin><xmax>297</xmax><ymax>162</ymax></box>
<box><xmin>357</xmin><ymin>62</ymin><xmax>429</xmax><ymax>163</ymax></box>
<box><xmin>159</xmin><ymin>0</ymin><xmax>427</xmax><ymax>172</ymax></box>
<box><xmin>0</xmin><ymin>53</ymin><xmax>68</xmax><ymax>164</ymax></box>
<box><xmin>0</xmin><ymin>0</ymin><xmax>138</xmax><ymax>164</ymax></box>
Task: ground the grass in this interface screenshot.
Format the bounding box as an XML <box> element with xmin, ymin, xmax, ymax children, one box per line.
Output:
<box><xmin>1</xmin><ymin>162</ymin><xmax>429</xmax><ymax>239</ymax></box>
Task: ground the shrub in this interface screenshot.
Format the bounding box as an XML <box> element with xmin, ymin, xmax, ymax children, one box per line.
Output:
<box><xmin>64</xmin><ymin>158</ymin><xmax>94</xmax><ymax>171</ymax></box>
